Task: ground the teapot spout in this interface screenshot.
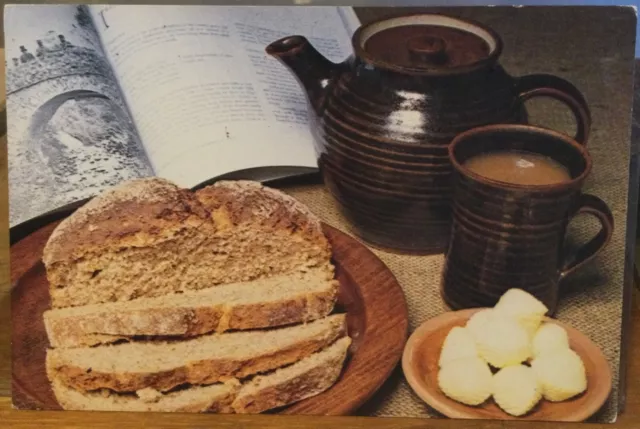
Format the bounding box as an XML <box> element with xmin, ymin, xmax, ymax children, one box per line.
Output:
<box><xmin>266</xmin><ymin>35</ymin><xmax>339</xmax><ymax>114</ymax></box>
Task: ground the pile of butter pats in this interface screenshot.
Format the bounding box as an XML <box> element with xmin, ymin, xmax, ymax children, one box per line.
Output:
<box><xmin>437</xmin><ymin>289</ymin><xmax>588</xmax><ymax>417</ymax></box>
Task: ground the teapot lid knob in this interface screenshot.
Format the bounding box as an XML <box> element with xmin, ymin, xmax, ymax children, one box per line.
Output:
<box><xmin>406</xmin><ymin>35</ymin><xmax>448</xmax><ymax>65</ymax></box>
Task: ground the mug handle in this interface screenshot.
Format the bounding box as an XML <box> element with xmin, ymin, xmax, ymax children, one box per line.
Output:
<box><xmin>559</xmin><ymin>193</ymin><xmax>614</xmax><ymax>280</ymax></box>
<box><xmin>517</xmin><ymin>74</ymin><xmax>592</xmax><ymax>145</ymax></box>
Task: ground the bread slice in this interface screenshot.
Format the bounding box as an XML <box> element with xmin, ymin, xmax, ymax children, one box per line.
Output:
<box><xmin>51</xmin><ymin>337</ymin><xmax>351</xmax><ymax>413</ymax></box>
<box><xmin>51</xmin><ymin>380</ymin><xmax>240</xmax><ymax>413</ymax></box>
<box><xmin>43</xmin><ymin>178</ymin><xmax>333</xmax><ymax>308</ymax></box>
<box><xmin>44</xmin><ymin>269</ymin><xmax>339</xmax><ymax>348</ymax></box>
<box><xmin>232</xmin><ymin>336</ymin><xmax>351</xmax><ymax>413</ymax></box>
<box><xmin>47</xmin><ymin>314</ymin><xmax>347</xmax><ymax>393</ymax></box>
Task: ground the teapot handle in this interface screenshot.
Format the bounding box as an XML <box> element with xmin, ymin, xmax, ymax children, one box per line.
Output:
<box><xmin>516</xmin><ymin>74</ymin><xmax>592</xmax><ymax>145</ymax></box>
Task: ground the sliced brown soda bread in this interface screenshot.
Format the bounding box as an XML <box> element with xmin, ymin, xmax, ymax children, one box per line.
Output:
<box><xmin>50</xmin><ymin>337</ymin><xmax>351</xmax><ymax>413</ymax></box>
<box><xmin>44</xmin><ymin>268</ymin><xmax>339</xmax><ymax>348</ymax></box>
<box><xmin>47</xmin><ymin>314</ymin><xmax>347</xmax><ymax>393</ymax></box>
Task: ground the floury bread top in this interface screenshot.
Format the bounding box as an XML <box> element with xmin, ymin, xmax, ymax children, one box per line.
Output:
<box><xmin>43</xmin><ymin>178</ymin><xmax>334</xmax><ymax>308</ymax></box>
<box><xmin>42</xmin><ymin>177</ymin><xmax>211</xmax><ymax>267</ymax></box>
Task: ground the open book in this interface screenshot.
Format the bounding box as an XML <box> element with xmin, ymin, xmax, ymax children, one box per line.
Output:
<box><xmin>5</xmin><ymin>4</ymin><xmax>360</xmax><ymax>228</ymax></box>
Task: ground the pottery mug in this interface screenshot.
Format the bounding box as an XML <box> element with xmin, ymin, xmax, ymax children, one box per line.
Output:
<box><xmin>441</xmin><ymin>124</ymin><xmax>614</xmax><ymax>314</ymax></box>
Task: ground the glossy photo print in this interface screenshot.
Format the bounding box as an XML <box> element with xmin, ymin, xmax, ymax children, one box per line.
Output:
<box><xmin>5</xmin><ymin>4</ymin><xmax>637</xmax><ymax>424</ymax></box>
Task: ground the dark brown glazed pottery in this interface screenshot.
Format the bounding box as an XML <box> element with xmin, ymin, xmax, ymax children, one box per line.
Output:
<box><xmin>441</xmin><ymin>124</ymin><xmax>613</xmax><ymax>314</ymax></box>
<box><xmin>326</xmin><ymin>137</ymin><xmax>451</xmax><ymax>171</ymax></box>
<box><xmin>266</xmin><ymin>13</ymin><xmax>592</xmax><ymax>254</ymax></box>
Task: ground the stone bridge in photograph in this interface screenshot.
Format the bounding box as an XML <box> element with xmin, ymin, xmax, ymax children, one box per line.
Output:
<box><xmin>6</xmin><ymin>47</ymin><xmax>132</xmax><ymax>167</ymax></box>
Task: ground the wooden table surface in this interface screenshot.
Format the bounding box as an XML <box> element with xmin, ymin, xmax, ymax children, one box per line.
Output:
<box><xmin>0</xmin><ymin>45</ymin><xmax>639</xmax><ymax>428</ymax></box>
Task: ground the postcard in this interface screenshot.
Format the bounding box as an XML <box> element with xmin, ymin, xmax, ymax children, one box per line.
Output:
<box><xmin>5</xmin><ymin>4</ymin><xmax>637</xmax><ymax>423</ymax></box>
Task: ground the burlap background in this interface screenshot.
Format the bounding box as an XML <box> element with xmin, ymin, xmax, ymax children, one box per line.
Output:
<box><xmin>280</xmin><ymin>7</ymin><xmax>637</xmax><ymax>423</ymax></box>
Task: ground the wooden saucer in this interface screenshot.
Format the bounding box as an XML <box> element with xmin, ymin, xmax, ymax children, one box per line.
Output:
<box><xmin>402</xmin><ymin>308</ymin><xmax>612</xmax><ymax>422</ymax></box>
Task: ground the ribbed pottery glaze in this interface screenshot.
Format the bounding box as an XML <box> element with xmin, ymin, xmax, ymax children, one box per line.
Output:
<box><xmin>442</xmin><ymin>174</ymin><xmax>580</xmax><ymax>313</ymax></box>
<box><xmin>441</xmin><ymin>125</ymin><xmax>612</xmax><ymax>314</ymax></box>
<box><xmin>267</xmin><ymin>13</ymin><xmax>591</xmax><ymax>254</ymax></box>
<box><xmin>317</xmin><ymin>58</ymin><xmax>524</xmax><ymax>253</ymax></box>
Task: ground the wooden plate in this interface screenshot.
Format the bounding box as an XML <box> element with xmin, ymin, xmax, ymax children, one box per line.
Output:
<box><xmin>402</xmin><ymin>308</ymin><xmax>612</xmax><ymax>422</ymax></box>
<box><xmin>10</xmin><ymin>220</ymin><xmax>409</xmax><ymax>416</ymax></box>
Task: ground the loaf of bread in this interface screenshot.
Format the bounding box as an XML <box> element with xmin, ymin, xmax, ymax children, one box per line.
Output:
<box><xmin>44</xmin><ymin>268</ymin><xmax>338</xmax><ymax>348</ymax></box>
<box><xmin>50</xmin><ymin>337</ymin><xmax>351</xmax><ymax>413</ymax></box>
<box><xmin>47</xmin><ymin>314</ymin><xmax>346</xmax><ymax>393</ymax></box>
<box><xmin>44</xmin><ymin>178</ymin><xmax>333</xmax><ymax>308</ymax></box>
<box><xmin>43</xmin><ymin>178</ymin><xmax>351</xmax><ymax>414</ymax></box>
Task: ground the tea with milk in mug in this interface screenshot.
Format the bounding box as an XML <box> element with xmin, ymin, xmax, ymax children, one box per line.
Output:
<box><xmin>462</xmin><ymin>150</ymin><xmax>571</xmax><ymax>186</ymax></box>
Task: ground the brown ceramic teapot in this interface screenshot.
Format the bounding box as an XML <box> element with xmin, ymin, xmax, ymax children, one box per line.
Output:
<box><xmin>266</xmin><ymin>13</ymin><xmax>591</xmax><ymax>254</ymax></box>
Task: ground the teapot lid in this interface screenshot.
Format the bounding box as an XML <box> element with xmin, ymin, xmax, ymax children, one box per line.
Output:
<box><xmin>355</xmin><ymin>14</ymin><xmax>502</xmax><ymax>75</ymax></box>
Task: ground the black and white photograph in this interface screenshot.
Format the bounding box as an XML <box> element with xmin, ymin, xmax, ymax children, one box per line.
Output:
<box><xmin>5</xmin><ymin>5</ymin><xmax>152</xmax><ymax>228</ymax></box>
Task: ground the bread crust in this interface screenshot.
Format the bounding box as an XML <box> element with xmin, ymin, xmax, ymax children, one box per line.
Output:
<box><xmin>43</xmin><ymin>177</ymin><xmax>211</xmax><ymax>267</ymax></box>
<box><xmin>195</xmin><ymin>180</ymin><xmax>330</xmax><ymax>252</ymax></box>
<box><xmin>45</xmin><ymin>178</ymin><xmax>330</xmax><ymax>268</ymax></box>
